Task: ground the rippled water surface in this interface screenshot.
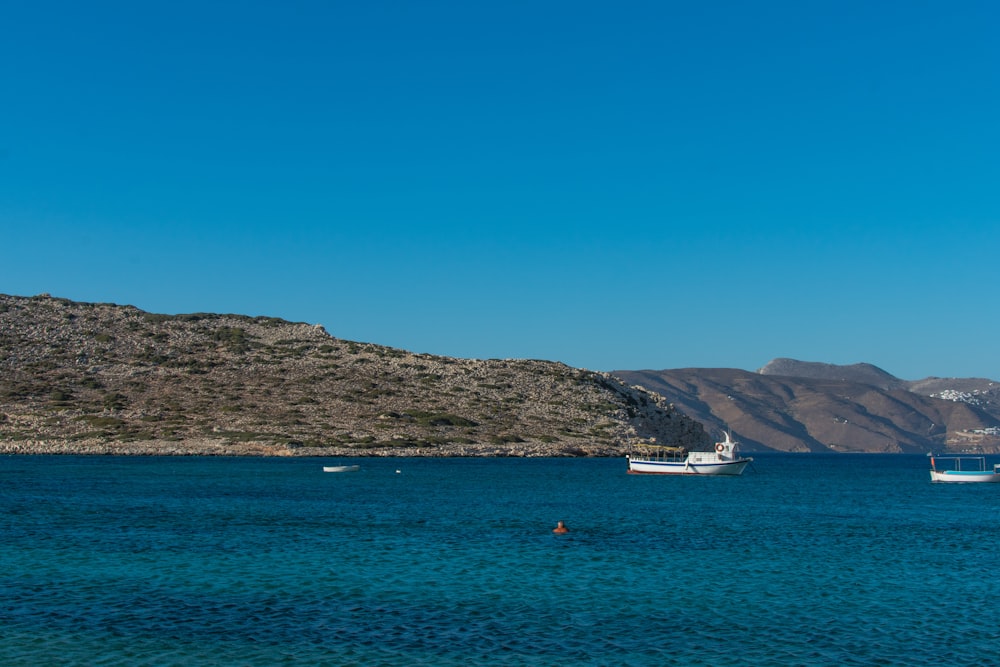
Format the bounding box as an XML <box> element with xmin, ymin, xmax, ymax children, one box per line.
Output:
<box><xmin>2</xmin><ymin>454</ymin><xmax>1000</xmax><ymax>665</ymax></box>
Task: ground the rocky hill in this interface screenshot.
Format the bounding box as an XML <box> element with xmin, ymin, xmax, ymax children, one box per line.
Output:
<box><xmin>615</xmin><ymin>361</ymin><xmax>1000</xmax><ymax>454</ymax></box>
<box><xmin>0</xmin><ymin>294</ymin><xmax>708</xmax><ymax>456</ymax></box>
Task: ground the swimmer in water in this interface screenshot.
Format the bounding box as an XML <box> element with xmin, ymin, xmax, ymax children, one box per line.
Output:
<box><xmin>552</xmin><ymin>520</ymin><xmax>569</xmax><ymax>534</ymax></box>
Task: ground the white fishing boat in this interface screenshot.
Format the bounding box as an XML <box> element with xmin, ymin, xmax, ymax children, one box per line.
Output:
<box><xmin>627</xmin><ymin>432</ymin><xmax>752</xmax><ymax>476</ymax></box>
<box><xmin>323</xmin><ymin>465</ymin><xmax>360</xmax><ymax>473</ymax></box>
<box><xmin>929</xmin><ymin>456</ymin><xmax>1000</xmax><ymax>483</ymax></box>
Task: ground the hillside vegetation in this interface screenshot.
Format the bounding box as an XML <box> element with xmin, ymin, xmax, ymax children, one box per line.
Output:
<box><xmin>0</xmin><ymin>294</ymin><xmax>708</xmax><ymax>456</ymax></box>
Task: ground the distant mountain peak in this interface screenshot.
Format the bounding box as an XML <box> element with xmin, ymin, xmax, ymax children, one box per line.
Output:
<box><xmin>757</xmin><ymin>358</ymin><xmax>901</xmax><ymax>387</ymax></box>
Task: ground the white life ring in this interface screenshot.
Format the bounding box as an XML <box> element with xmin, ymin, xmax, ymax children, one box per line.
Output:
<box><xmin>715</xmin><ymin>443</ymin><xmax>725</xmax><ymax>453</ymax></box>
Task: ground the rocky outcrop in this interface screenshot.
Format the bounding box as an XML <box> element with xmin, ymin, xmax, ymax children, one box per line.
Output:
<box><xmin>0</xmin><ymin>294</ymin><xmax>709</xmax><ymax>456</ymax></box>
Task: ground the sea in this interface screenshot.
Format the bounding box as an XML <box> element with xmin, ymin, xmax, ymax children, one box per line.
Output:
<box><xmin>2</xmin><ymin>453</ymin><xmax>999</xmax><ymax>666</ymax></box>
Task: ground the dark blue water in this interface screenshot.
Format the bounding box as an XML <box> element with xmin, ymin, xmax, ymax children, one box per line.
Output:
<box><xmin>2</xmin><ymin>454</ymin><xmax>999</xmax><ymax>665</ymax></box>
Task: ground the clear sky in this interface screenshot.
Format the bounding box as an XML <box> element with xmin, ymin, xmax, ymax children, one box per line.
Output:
<box><xmin>3</xmin><ymin>1</ymin><xmax>998</xmax><ymax>380</ymax></box>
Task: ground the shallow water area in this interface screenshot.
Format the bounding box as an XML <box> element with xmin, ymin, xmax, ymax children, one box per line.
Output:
<box><xmin>2</xmin><ymin>453</ymin><xmax>999</xmax><ymax>665</ymax></box>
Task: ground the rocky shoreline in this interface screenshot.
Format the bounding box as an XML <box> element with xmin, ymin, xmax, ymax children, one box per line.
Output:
<box><xmin>0</xmin><ymin>438</ymin><xmax>626</xmax><ymax>458</ymax></box>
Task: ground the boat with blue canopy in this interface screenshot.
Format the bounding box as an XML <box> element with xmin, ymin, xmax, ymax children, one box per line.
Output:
<box><xmin>929</xmin><ymin>455</ymin><xmax>1000</xmax><ymax>483</ymax></box>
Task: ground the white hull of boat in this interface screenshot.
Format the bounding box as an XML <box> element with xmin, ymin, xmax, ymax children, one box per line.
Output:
<box><xmin>323</xmin><ymin>465</ymin><xmax>360</xmax><ymax>473</ymax></box>
<box><xmin>929</xmin><ymin>470</ymin><xmax>1000</xmax><ymax>483</ymax></box>
<box><xmin>628</xmin><ymin>458</ymin><xmax>751</xmax><ymax>476</ymax></box>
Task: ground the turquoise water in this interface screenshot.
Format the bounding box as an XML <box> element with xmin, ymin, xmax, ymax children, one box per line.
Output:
<box><xmin>2</xmin><ymin>454</ymin><xmax>999</xmax><ymax>666</ymax></box>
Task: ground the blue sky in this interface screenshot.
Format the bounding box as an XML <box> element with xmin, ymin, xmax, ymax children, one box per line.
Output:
<box><xmin>2</xmin><ymin>1</ymin><xmax>998</xmax><ymax>380</ymax></box>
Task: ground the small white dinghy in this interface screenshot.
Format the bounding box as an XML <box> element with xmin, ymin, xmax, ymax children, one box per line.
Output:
<box><xmin>323</xmin><ymin>465</ymin><xmax>360</xmax><ymax>473</ymax></box>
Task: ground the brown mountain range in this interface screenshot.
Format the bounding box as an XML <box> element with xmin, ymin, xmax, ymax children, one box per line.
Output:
<box><xmin>614</xmin><ymin>360</ymin><xmax>1000</xmax><ymax>453</ymax></box>
<box><xmin>5</xmin><ymin>293</ymin><xmax>996</xmax><ymax>456</ymax></box>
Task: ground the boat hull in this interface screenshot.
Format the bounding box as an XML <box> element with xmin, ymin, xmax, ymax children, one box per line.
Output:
<box><xmin>323</xmin><ymin>465</ymin><xmax>360</xmax><ymax>473</ymax></box>
<box><xmin>627</xmin><ymin>458</ymin><xmax>751</xmax><ymax>476</ymax></box>
<box><xmin>929</xmin><ymin>470</ymin><xmax>1000</xmax><ymax>483</ymax></box>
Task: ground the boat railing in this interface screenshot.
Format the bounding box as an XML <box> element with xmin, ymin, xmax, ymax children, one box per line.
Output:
<box><xmin>930</xmin><ymin>456</ymin><xmax>988</xmax><ymax>472</ymax></box>
<box><xmin>628</xmin><ymin>444</ymin><xmax>687</xmax><ymax>462</ymax></box>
